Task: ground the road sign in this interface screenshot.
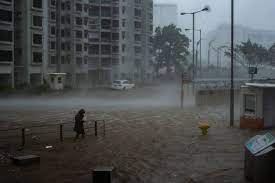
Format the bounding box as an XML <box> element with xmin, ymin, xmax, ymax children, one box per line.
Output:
<box><xmin>245</xmin><ymin>133</ymin><xmax>275</xmax><ymax>155</ymax></box>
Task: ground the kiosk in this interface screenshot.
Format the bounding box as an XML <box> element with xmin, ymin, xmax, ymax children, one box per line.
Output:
<box><xmin>240</xmin><ymin>83</ymin><xmax>275</xmax><ymax>129</ymax></box>
<box><xmin>47</xmin><ymin>73</ymin><xmax>66</xmax><ymax>90</ymax></box>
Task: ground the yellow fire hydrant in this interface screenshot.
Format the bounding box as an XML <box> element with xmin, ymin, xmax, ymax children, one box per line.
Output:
<box><xmin>198</xmin><ymin>122</ymin><xmax>210</xmax><ymax>135</ymax></box>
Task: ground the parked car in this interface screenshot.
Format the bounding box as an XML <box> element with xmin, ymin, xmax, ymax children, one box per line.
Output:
<box><xmin>111</xmin><ymin>80</ymin><xmax>135</xmax><ymax>90</ymax></box>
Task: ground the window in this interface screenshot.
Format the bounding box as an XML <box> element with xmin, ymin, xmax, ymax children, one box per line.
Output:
<box><xmin>51</xmin><ymin>0</ymin><xmax>56</xmax><ymax>6</ymax></box>
<box><xmin>75</xmin><ymin>17</ymin><xmax>82</xmax><ymax>25</ymax></box>
<box><xmin>135</xmin><ymin>21</ymin><xmax>141</xmax><ymax>29</ymax></box>
<box><xmin>112</xmin><ymin>46</ymin><xmax>119</xmax><ymax>53</ymax></box>
<box><xmin>112</xmin><ymin>33</ymin><xmax>119</xmax><ymax>41</ymax></box>
<box><xmin>76</xmin><ymin>44</ymin><xmax>82</xmax><ymax>52</ymax></box>
<box><xmin>33</xmin><ymin>16</ymin><xmax>42</xmax><ymax>27</ymax></box>
<box><xmin>101</xmin><ymin>45</ymin><xmax>111</xmax><ymax>54</ymax></box>
<box><xmin>122</xmin><ymin>19</ymin><xmax>126</xmax><ymax>27</ymax></box>
<box><xmin>58</xmin><ymin>77</ymin><xmax>62</xmax><ymax>84</ymax></box>
<box><xmin>61</xmin><ymin>29</ymin><xmax>65</xmax><ymax>37</ymax></box>
<box><xmin>122</xmin><ymin>6</ymin><xmax>126</xmax><ymax>14</ymax></box>
<box><xmin>112</xmin><ymin>7</ymin><xmax>119</xmax><ymax>16</ymax></box>
<box><xmin>244</xmin><ymin>94</ymin><xmax>256</xmax><ymax>114</ymax></box>
<box><xmin>51</xmin><ymin>11</ymin><xmax>56</xmax><ymax>21</ymax></box>
<box><xmin>88</xmin><ymin>45</ymin><xmax>99</xmax><ymax>55</ymax></box>
<box><xmin>66</xmin><ymin>16</ymin><xmax>71</xmax><ymax>24</ymax></box>
<box><xmin>51</xmin><ymin>26</ymin><xmax>56</xmax><ymax>35</ymax></box>
<box><xmin>50</xmin><ymin>55</ymin><xmax>56</xmax><ymax>64</ymax></box>
<box><xmin>75</xmin><ymin>30</ymin><xmax>83</xmax><ymax>39</ymax></box>
<box><xmin>61</xmin><ymin>2</ymin><xmax>65</xmax><ymax>10</ymax></box>
<box><xmin>0</xmin><ymin>50</ymin><xmax>12</xmax><ymax>62</ymax></box>
<box><xmin>0</xmin><ymin>30</ymin><xmax>12</xmax><ymax>42</ymax></box>
<box><xmin>76</xmin><ymin>3</ymin><xmax>82</xmax><ymax>12</ymax></box>
<box><xmin>66</xmin><ymin>1</ymin><xmax>71</xmax><ymax>10</ymax></box>
<box><xmin>33</xmin><ymin>0</ymin><xmax>42</xmax><ymax>9</ymax></box>
<box><xmin>50</xmin><ymin>41</ymin><xmax>56</xmax><ymax>50</ymax></box>
<box><xmin>33</xmin><ymin>33</ymin><xmax>42</xmax><ymax>45</ymax></box>
<box><xmin>122</xmin><ymin>44</ymin><xmax>126</xmax><ymax>52</ymax></box>
<box><xmin>89</xmin><ymin>6</ymin><xmax>99</xmax><ymax>16</ymax></box>
<box><xmin>135</xmin><ymin>8</ymin><xmax>142</xmax><ymax>17</ymax></box>
<box><xmin>61</xmin><ymin>43</ymin><xmax>66</xmax><ymax>50</ymax></box>
<box><xmin>112</xmin><ymin>20</ymin><xmax>119</xmax><ymax>28</ymax></box>
<box><xmin>0</xmin><ymin>10</ymin><xmax>12</xmax><ymax>22</ymax></box>
<box><xmin>33</xmin><ymin>52</ymin><xmax>42</xmax><ymax>63</ymax></box>
<box><xmin>135</xmin><ymin>34</ymin><xmax>141</xmax><ymax>42</ymax></box>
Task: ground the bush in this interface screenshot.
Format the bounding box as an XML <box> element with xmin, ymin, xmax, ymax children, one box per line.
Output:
<box><xmin>34</xmin><ymin>83</ymin><xmax>51</xmax><ymax>94</ymax></box>
<box><xmin>0</xmin><ymin>85</ymin><xmax>14</xmax><ymax>93</ymax></box>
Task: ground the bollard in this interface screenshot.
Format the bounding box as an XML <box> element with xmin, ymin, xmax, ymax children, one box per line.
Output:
<box><xmin>21</xmin><ymin>128</ymin><xmax>25</xmax><ymax>147</ymax></box>
<box><xmin>59</xmin><ymin>124</ymin><xmax>63</xmax><ymax>142</ymax></box>
<box><xmin>95</xmin><ymin>121</ymin><xmax>98</xmax><ymax>136</ymax></box>
<box><xmin>93</xmin><ymin>166</ymin><xmax>114</xmax><ymax>183</ymax></box>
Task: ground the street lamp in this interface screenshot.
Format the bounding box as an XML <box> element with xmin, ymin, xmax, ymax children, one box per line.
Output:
<box><xmin>180</xmin><ymin>6</ymin><xmax>210</xmax><ymax>82</ymax></box>
<box><xmin>185</xmin><ymin>28</ymin><xmax>202</xmax><ymax>76</ymax></box>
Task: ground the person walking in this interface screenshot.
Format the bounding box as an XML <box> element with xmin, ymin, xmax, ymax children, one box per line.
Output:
<box><xmin>74</xmin><ymin>109</ymin><xmax>86</xmax><ymax>140</ymax></box>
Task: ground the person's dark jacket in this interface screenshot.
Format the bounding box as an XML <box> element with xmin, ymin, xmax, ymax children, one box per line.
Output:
<box><xmin>74</xmin><ymin>109</ymin><xmax>85</xmax><ymax>134</ymax></box>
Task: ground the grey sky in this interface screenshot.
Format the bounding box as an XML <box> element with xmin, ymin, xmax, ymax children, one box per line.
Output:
<box><xmin>154</xmin><ymin>0</ymin><xmax>275</xmax><ymax>35</ymax></box>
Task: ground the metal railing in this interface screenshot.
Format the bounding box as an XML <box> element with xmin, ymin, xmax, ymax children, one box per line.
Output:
<box><xmin>0</xmin><ymin>119</ymin><xmax>106</xmax><ymax>147</ymax></box>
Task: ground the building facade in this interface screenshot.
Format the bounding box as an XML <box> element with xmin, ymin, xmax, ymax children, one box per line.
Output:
<box><xmin>0</xmin><ymin>0</ymin><xmax>153</xmax><ymax>89</ymax></box>
<box><xmin>0</xmin><ymin>0</ymin><xmax>14</xmax><ymax>88</ymax></box>
<box><xmin>153</xmin><ymin>4</ymin><xmax>178</xmax><ymax>30</ymax></box>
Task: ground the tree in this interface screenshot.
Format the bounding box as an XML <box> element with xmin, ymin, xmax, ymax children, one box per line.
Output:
<box><xmin>224</xmin><ymin>40</ymin><xmax>269</xmax><ymax>68</ymax></box>
<box><xmin>268</xmin><ymin>43</ymin><xmax>275</xmax><ymax>65</ymax></box>
<box><xmin>153</xmin><ymin>24</ymin><xmax>190</xmax><ymax>77</ymax></box>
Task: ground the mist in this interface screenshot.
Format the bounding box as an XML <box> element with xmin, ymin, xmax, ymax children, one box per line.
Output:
<box><xmin>154</xmin><ymin>0</ymin><xmax>275</xmax><ymax>34</ymax></box>
<box><xmin>0</xmin><ymin>83</ymin><xmax>193</xmax><ymax>108</ymax></box>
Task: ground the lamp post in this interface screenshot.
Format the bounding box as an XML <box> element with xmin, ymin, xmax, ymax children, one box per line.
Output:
<box><xmin>180</xmin><ymin>6</ymin><xmax>209</xmax><ymax>82</ymax></box>
<box><xmin>185</xmin><ymin>28</ymin><xmax>202</xmax><ymax>76</ymax></box>
<box><xmin>230</xmin><ymin>0</ymin><xmax>234</xmax><ymax>127</ymax></box>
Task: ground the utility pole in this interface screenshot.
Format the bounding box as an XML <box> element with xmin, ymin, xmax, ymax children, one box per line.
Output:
<box><xmin>181</xmin><ymin>73</ymin><xmax>184</xmax><ymax>108</ymax></box>
<box><xmin>230</xmin><ymin>0</ymin><xmax>235</xmax><ymax>127</ymax></box>
<box><xmin>199</xmin><ymin>30</ymin><xmax>202</xmax><ymax>74</ymax></box>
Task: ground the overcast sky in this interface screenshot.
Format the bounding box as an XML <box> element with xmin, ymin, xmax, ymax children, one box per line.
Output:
<box><xmin>154</xmin><ymin>0</ymin><xmax>275</xmax><ymax>35</ymax></box>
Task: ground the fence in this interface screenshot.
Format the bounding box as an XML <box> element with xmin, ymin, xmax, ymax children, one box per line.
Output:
<box><xmin>0</xmin><ymin>119</ymin><xmax>106</xmax><ymax>148</ymax></box>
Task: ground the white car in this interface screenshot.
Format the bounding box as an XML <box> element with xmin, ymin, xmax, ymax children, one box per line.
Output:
<box><xmin>111</xmin><ymin>80</ymin><xmax>135</xmax><ymax>90</ymax></box>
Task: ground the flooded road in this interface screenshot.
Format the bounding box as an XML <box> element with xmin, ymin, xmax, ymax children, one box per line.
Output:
<box><xmin>0</xmin><ymin>84</ymin><xmax>260</xmax><ymax>183</ymax></box>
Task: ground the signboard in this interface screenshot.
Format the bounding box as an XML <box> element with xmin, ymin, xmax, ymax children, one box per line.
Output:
<box><xmin>245</xmin><ymin>133</ymin><xmax>275</xmax><ymax>155</ymax></box>
<box><xmin>248</xmin><ymin>67</ymin><xmax>258</xmax><ymax>75</ymax></box>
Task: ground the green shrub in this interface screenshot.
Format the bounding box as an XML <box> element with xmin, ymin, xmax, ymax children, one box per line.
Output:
<box><xmin>0</xmin><ymin>85</ymin><xmax>14</xmax><ymax>93</ymax></box>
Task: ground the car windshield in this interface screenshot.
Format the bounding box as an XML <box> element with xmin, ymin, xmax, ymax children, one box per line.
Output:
<box><xmin>113</xmin><ymin>81</ymin><xmax>121</xmax><ymax>84</ymax></box>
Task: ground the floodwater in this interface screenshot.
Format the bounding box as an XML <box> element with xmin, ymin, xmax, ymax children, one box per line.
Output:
<box><xmin>0</xmin><ymin>83</ymin><xmax>255</xmax><ymax>183</ymax></box>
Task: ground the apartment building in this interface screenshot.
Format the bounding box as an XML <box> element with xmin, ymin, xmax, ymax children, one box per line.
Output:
<box><xmin>120</xmin><ymin>0</ymin><xmax>153</xmax><ymax>83</ymax></box>
<box><xmin>0</xmin><ymin>0</ymin><xmax>153</xmax><ymax>89</ymax></box>
<box><xmin>0</xmin><ymin>0</ymin><xmax>14</xmax><ymax>88</ymax></box>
